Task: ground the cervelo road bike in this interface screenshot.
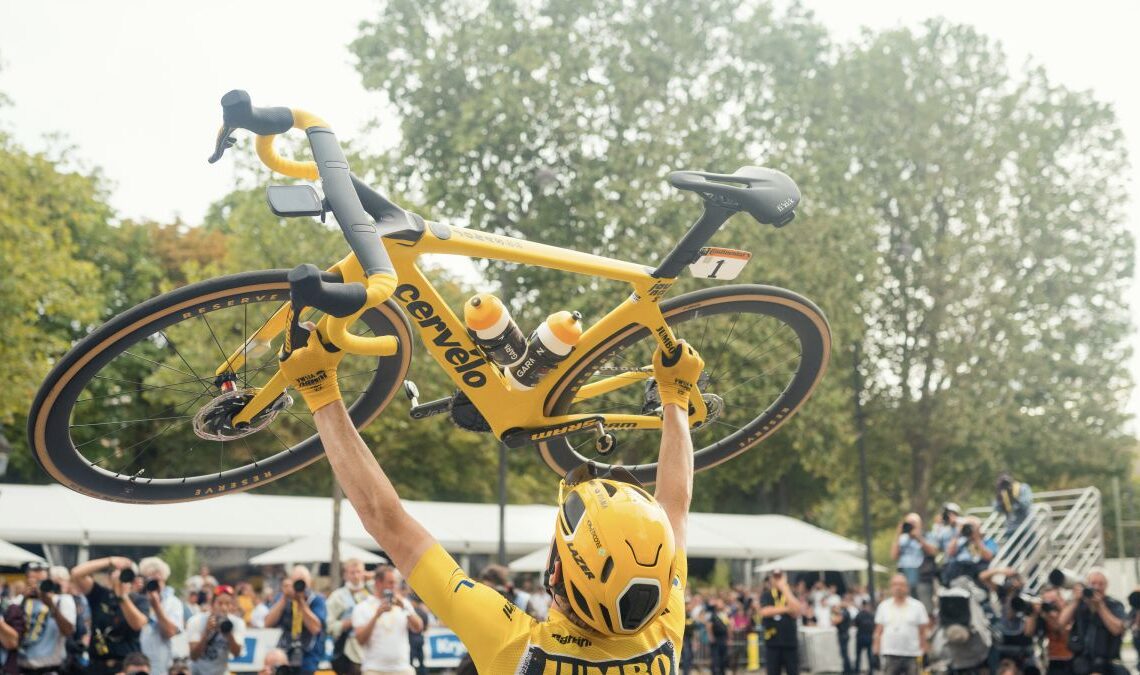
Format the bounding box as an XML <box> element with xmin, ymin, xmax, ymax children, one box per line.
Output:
<box><xmin>28</xmin><ymin>90</ymin><xmax>831</xmax><ymax>504</ymax></box>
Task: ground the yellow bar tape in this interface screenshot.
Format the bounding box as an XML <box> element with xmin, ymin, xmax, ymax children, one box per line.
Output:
<box><xmin>253</xmin><ymin>108</ymin><xmax>329</xmax><ymax>181</ymax></box>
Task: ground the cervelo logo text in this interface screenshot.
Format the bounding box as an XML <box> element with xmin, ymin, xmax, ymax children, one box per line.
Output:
<box><xmin>518</xmin><ymin>639</ymin><xmax>674</xmax><ymax>674</ymax></box>
<box><xmin>194</xmin><ymin>470</ymin><xmax>273</xmax><ymax>497</ymax></box>
<box><xmin>395</xmin><ymin>284</ymin><xmax>488</xmax><ymax>388</ymax></box>
<box><xmin>181</xmin><ymin>293</ymin><xmax>281</xmax><ymax>319</ymax></box>
<box><xmin>550</xmin><ymin>632</ymin><xmax>592</xmax><ymax>648</ymax></box>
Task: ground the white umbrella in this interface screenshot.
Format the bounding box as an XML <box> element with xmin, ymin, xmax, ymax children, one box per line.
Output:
<box><xmin>250</xmin><ymin>535</ymin><xmax>386</xmax><ymax>566</ymax></box>
<box><xmin>755</xmin><ymin>550</ymin><xmax>887</xmax><ymax>573</ymax></box>
<box><xmin>0</xmin><ymin>539</ymin><xmax>46</xmax><ymax>567</ymax></box>
<box><xmin>508</xmin><ymin>547</ymin><xmax>552</xmax><ymax>573</ymax></box>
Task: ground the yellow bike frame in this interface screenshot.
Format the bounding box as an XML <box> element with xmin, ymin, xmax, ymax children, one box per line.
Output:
<box><xmin>215</xmin><ymin>221</ymin><xmax>706</xmax><ymax>439</ymax></box>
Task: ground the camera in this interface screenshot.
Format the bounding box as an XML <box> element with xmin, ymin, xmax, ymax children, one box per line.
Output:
<box><xmin>1010</xmin><ymin>594</ymin><xmax>1058</xmax><ymax>614</ymax></box>
<box><xmin>1128</xmin><ymin>591</ymin><xmax>1140</xmax><ymax>610</ymax></box>
<box><xmin>119</xmin><ymin>568</ymin><xmax>136</xmax><ymax>583</ymax></box>
<box><xmin>942</xmin><ymin>510</ymin><xmax>952</xmax><ymax>524</ymax></box>
<box><xmin>39</xmin><ymin>579</ymin><xmax>60</xmax><ymax>594</ymax></box>
<box><xmin>961</xmin><ymin>523</ymin><xmax>974</xmax><ymax>538</ymax></box>
<box><xmin>144</xmin><ymin>578</ymin><xmax>160</xmax><ymax>593</ymax></box>
<box><xmin>1082</xmin><ymin>587</ymin><xmax>1095</xmax><ymax>600</ymax></box>
<box><xmin>287</xmin><ymin>641</ymin><xmax>305</xmax><ymax>667</ymax></box>
<box><xmin>1049</xmin><ymin>568</ymin><xmax>1081</xmax><ymax>589</ymax></box>
<box><xmin>901</xmin><ymin>521</ymin><xmax>914</xmax><ymax>534</ymax></box>
<box><xmin>293</xmin><ymin>579</ymin><xmax>307</xmax><ymax>594</ymax></box>
<box><xmin>219</xmin><ymin>618</ymin><xmax>234</xmax><ymax>634</ymax></box>
<box><xmin>195</xmin><ymin>590</ymin><xmax>209</xmax><ymax>605</ymax></box>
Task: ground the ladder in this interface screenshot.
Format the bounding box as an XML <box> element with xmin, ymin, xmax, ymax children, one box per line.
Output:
<box><xmin>967</xmin><ymin>487</ymin><xmax>1103</xmax><ymax>592</ymax></box>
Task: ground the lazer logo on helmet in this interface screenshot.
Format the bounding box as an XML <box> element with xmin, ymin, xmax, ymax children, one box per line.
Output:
<box><xmin>565</xmin><ymin>542</ymin><xmax>595</xmax><ymax>580</ymax></box>
<box><xmin>395</xmin><ymin>284</ymin><xmax>488</xmax><ymax>387</ymax></box>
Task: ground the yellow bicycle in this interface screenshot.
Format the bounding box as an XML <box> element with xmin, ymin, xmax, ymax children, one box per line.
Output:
<box><xmin>28</xmin><ymin>91</ymin><xmax>831</xmax><ymax>504</ymax></box>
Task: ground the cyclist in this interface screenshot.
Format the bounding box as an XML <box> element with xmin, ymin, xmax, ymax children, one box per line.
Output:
<box><xmin>278</xmin><ymin>321</ymin><xmax>703</xmax><ymax>671</ymax></box>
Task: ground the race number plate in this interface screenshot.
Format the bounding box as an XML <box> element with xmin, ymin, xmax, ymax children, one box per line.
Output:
<box><xmin>688</xmin><ymin>247</ymin><xmax>751</xmax><ymax>280</ymax></box>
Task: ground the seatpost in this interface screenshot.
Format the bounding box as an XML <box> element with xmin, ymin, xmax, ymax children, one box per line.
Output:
<box><xmin>651</xmin><ymin>204</ymin><xmax>735</xmax><ymax>279</ymax></box>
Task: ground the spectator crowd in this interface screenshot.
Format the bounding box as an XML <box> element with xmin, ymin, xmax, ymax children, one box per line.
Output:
<box><xmin>0</xmin><ymin>471</ymin><xmax>1134</xmax><ymax>675</ymax></box>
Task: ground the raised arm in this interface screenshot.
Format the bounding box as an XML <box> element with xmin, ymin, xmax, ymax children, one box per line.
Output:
<box><xmin>652</xmin><ymin>341</ymin><xmax>704</xmax><ymax>547</ymax></box>
<box><xmin>279</xmin><ymin>323</ymin><xmax>437</xmax><ymax>574</ymax></box>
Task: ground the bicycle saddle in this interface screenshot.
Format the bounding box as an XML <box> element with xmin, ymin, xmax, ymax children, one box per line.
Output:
<box><xmin>669</xmin><ymin>166</ymin><xmax>800</xmax><ymax>227</ymax></box>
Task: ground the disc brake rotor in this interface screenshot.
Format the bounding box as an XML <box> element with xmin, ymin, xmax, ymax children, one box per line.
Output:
<box><xmin>192</xmin><ymin>388</ymin><xmax>293</xmax><ymax>441</ymax></box>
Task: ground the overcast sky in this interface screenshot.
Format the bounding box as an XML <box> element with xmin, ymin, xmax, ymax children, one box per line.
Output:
<box><xmin>1</xmin><ymin>0</ymin><xmax>1137</xmax><ymax>422</ymax></box>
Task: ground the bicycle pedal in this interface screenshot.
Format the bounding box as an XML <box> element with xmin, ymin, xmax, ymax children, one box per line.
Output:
<box><xmin>410</xmin><ymin>397</ymin><xmax>451</xmax><ymax>420</ymax></box>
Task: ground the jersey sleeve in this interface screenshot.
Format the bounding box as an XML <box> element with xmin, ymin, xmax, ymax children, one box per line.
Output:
<box><xmin>660</xmin><ymin>550</ymin><xmax>689</xmax><ymax>644</ymax></box>
<box><xmin>407</xmin><ymin>543</ymin><xmax>531</xmax><ymax>667</ymax></box>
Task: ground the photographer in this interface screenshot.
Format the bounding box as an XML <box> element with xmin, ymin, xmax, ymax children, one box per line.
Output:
<box><xmin>759</xmin><ymin>569</ymin><xmax>803</xmax><ymax>675</ymax></box>
<box><xmin>980</xmin><ymin>568</ymin><xmax>1039</xmax><ymax>675</ymax></box>
<box><xmin>70</xmin><ymin>556</ymin><xmax>147</xmax><ymax>675</ymax></box>
<box><xmin>994</xmin><ymin>472</ymin><xmax>1033</xmax><ymax>540</ymax></box>
<box><xmin>933</xmin><ymin>503</ymin><xmax>962</xmax><ymax>554</ymax></box>
<box><xmin>1024</xmin><ymin>587</ymin><xmax>1072</xmax><ymax>675</ymax></box>
<box><xmin>943</xmin><ymin>516</ymin><xmax>997</xmax><ymax>584</ymax></box>
<box><xmin>1057</xmin><ymin>569</ymin><xmax>1126</xmax><ymax>675</ymax></box>
<box><xmin>12</xmin><ymin>560</ymin><xmax>77</xmax><ymax>674</ymax></box>
<box><xmin>137</xmin><ymin>557</ymin><xmax>184</xmax><ymax>674</ymax></box>
<box><xmin>186</xmin><ymin>585</ymin><xmax>245</xmax><ymax>675</ymax></box>
<box><xmin>351</xmin><ymin>566</ymin><xmax>423</xmax><ymax>675</ymax></box>
<box><xmin>264</xmin><ymin>566</ymin><xmax>326</xmax><ymax>675</ymax></box>
<box><xmin>890</xmin><ymin>513</ymin><xmax>937</xmax><ymax>612</ymax></box>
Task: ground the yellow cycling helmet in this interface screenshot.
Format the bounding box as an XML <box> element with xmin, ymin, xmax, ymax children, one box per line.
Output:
<box><xmin>543</xmin><ymin>463</ymin><xmax>677</xmax><ymax>636</ymax></box>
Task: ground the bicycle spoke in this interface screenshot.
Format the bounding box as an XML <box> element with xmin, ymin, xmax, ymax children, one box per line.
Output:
<box><xmin>122</xmin><ymin>351</ymin><xmax>196</xmax><ymax>379</ymax></box>
<box><xmin>74</xmin><ymin>393</ymin><xmax>204</xmax><ymax>450</ymax></box>
<box><xmin>199</xmin><ymin>313</ymin><xmax>234</xmax><ymax>372</ymax></box>
<box><xmin>161</xmin><ymin>332</ymin><xmax>215</xmax><ymax>395</ymax></box>
<box><xmin>113</xmin><ymin>390</ymin><xmax>212</xmax><ymax>475</ymax></box>
<box><xmin>89</xmin><ymin>376</ymin><xmax>204</xmax><ymax>398</ymax></box>
<box><xmin>70</xmin><ymin>415</ymin><xmax>194</xmax><ymax>428</ymax></box>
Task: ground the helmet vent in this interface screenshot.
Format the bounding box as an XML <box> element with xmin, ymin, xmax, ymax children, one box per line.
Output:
<box><xmin>561</xmin><ymin>491</ymin><xmax>586</xmax><ymax>534</ymax></box>
<box><xmin>602</xmin><ymin>482</ymin><xmax>618</xmax><ymax>497</ymax></box>
<box><xmin>619</xmin><ymin>583</ymin><xmax>661</xmax><ymax>631</ymax></box>
<box><xmin>600</xmin><ymin>556</ymin><xmax>615</xmax><ymax>583</ymax></box>
<box><xmin>600</xmin><ymin>604</ymin><xmax>617</xmax><ymax>633</ymax></box>
<box><xmin>625</xmin><ymin>540</ymin><xmax>663</xmax><ymax>567</ymax></box>
<box><xmin>570</xmin><ymin>583</ymin><xmax>593</xmax><ymax>620</ymax></box>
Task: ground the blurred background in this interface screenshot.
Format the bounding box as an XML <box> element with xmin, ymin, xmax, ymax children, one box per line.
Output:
<box><xmin>0</xmin><ymin>0</ymin><xmax>1137</xmax><ymax>555</ymax></box>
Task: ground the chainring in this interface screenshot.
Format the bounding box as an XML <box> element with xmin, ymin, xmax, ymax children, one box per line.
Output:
<box><xmin>449</xmin><ymin>389</ymin><xmax>491</xmax><ymax>433</ymax></box>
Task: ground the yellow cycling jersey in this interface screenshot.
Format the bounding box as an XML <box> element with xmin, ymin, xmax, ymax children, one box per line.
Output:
<box><xmin>409</xmin><ymin>543</ymin><xmax>687</xmax><ymax>674</ymax></box>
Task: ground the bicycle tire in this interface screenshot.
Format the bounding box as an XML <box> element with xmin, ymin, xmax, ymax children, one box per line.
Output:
<box><xmin>28</xmin><ymin>269</ymin><xmax>413</xmax><ymax>504</ymax></box>
<box><xmin>536</xmin><ymin>284</ymin><xmax>830</xmax><ymax>483</ymax></box>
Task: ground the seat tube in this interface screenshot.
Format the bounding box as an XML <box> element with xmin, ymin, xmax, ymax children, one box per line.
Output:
<box><xmin>651</xmin><ymin>204</ymin><xmax>735</xmax><ymax>279</ymax></box>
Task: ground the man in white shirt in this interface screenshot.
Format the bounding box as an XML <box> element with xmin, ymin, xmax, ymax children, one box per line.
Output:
<box><xmin>186</xmin><ymin>585</ymin><xmax>246</xmax><ymax>675</ymax></box>
<box><xmin>351</xmin><ymin>567</ymin><xmax>424</xmax><ymax>675</ymax></box>
<box><xmin>873</xmin><ymin>574</ymin><xmax>929</xmax><ymax>675</ymax></box>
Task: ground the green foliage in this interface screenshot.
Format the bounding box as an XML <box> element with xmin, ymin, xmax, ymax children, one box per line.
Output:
<box><xmin>159</xmin><ymin>544</ymin><xmax>199</xmax><ymax>590</ymax></box>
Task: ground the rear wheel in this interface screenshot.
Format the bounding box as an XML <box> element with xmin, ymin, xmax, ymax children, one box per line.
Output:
<box><xmin>28</xmin><ymin>269</ymin><xmax>412</xmax><ymax>504</ymax></box>
<box><xmin>536</xmin><ymin>285</ymin><xmax>830</xmax><ymax>484</ymax></box>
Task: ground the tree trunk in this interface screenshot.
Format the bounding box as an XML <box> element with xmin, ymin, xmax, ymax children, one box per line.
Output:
<box><xmin>330</xmin><ymin>477</ymin><xmax>343</xmax><ymax>590</ymax></box>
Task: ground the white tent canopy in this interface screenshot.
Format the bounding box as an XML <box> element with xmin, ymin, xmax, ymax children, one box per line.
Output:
<box><xmin>509</xmin><ymin>547</ymin><xmax>551</xmax><ymax>573</ymax></box>
<box><xmin>0</xmin><ymin>483</ymin><xmax>863</xmax><ymax>561</ymax></box>
<box><xmin>756</xmin><ymin>550</ymin><xmax>886</xmax><ymax>573</ymax></box>
<box><xmin>249</xmin><ymin>535</ymin><xmax>386</xmax><ymax>566</ymax></box>
<box><xmin>0</xmin><ymin>538</ymin><xmax>46</xmax><ymax>566</ymax></box>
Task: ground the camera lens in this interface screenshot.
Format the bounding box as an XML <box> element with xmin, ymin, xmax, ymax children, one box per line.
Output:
<box><xmin>220</xmin><ymin>619</ymin><xmax>234</xmax><ymax>634</ymax></box>
<box><xmin>145</xmin><ymin>579</ymin><xmax>160</xmax><ymax>593</ymax></box>
<box><xmin>293</xmin><ymin>579</ymin><xmax>306</xmax><ymax>593</ymax></box>
<box><xmin>901</xmin><ymin>522</ymin><xmax>914</xmax><ymax>534</ymax></box>
<box><xmin>1083</xmin><ymin>587</ymin><xmax>1095</xmax><ymax>599</ymax></box>
<box><xmin>196</xmin><ymin>591</ymin><xmax>209</xmax><ymax>605</ymax></box>
<box><xmin>38</xmin><ymin>579</ymin><xmax>57</xmax><ymax>594</ymax></box>
<box><xmin>119</xmin><ymin>568</ymin><xmax>136</xmax><ymax>583</ymax></box>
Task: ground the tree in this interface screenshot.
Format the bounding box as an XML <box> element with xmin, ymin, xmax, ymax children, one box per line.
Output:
<box><xmin>823</xmin><ymin>22</ymin><xmax>1134</xmax><ymax>517</ymax></box>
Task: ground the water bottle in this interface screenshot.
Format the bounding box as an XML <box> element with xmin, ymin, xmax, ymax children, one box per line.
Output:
<box><xmin>463</xmin><ymin>294</ymin><xmax>527</xmax><ymax>368</ymax></box>
<box><xmin>506</xmin><ymin>311</ymin><xmax>583</xmax><ymax>390</ymax></box>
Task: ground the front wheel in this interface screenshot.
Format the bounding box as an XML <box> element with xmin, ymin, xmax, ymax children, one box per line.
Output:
<box><xmin>536</xmin><ymin>285</ymin><xmax>831</xmax><ymax>483</ymax></box>
<box><xmin>28</xmin><ymin>269</ymin><xmax>413</xmax><ymax>504</ymax></box>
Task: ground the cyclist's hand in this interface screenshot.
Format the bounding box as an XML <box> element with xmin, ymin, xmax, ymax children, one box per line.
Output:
<box><xmin>653</xmin><ymin>340</ymin><xmax>704</xmax><ymax>410</ymax></box>
<box><xmin>279</xmin><ymin>317</ymin><xmax>345</xmax><ymax>413</ymax></box>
